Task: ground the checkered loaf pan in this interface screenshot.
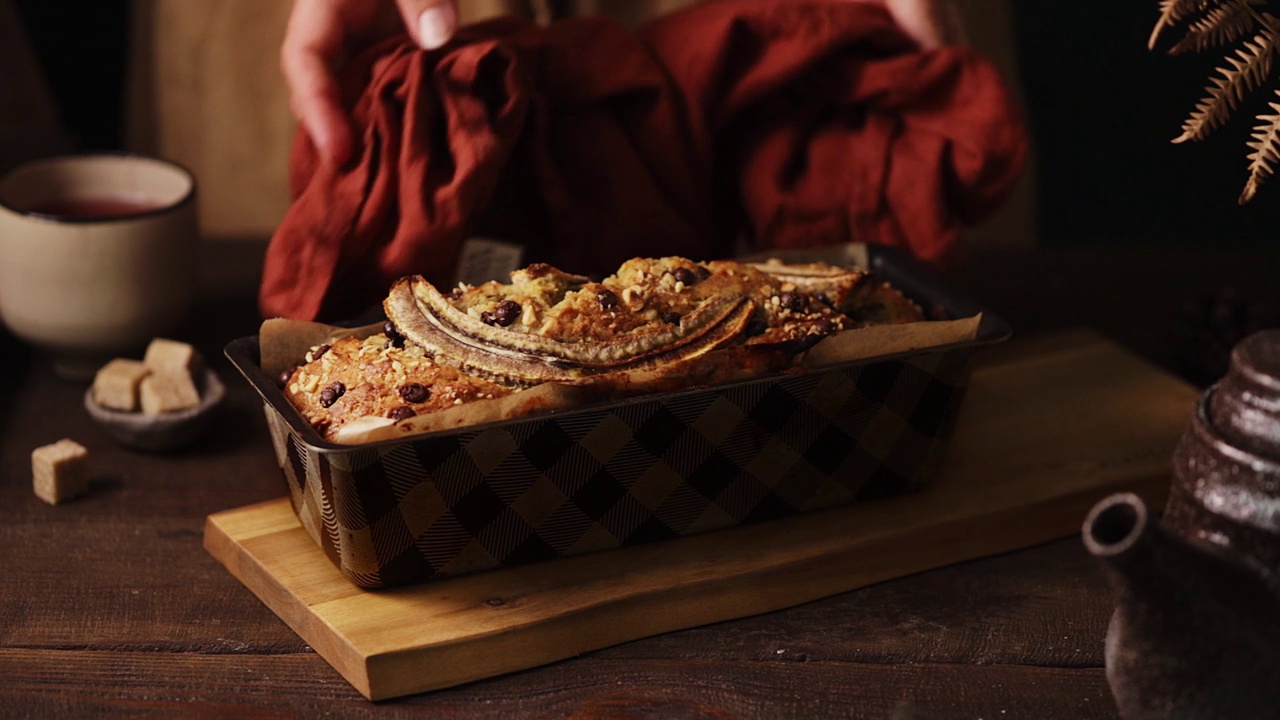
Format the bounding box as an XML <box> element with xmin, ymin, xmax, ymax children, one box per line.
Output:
<box><xmin>263</xmin><ymin>348</ymin><xmax>974</xmax><ymax>589</ymax></box>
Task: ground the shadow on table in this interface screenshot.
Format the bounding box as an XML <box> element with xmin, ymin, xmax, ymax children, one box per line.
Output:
<box><xmin>0</xmin><ymin>326</ymin><xmax>31</xmax><ymax>437</ymax></box>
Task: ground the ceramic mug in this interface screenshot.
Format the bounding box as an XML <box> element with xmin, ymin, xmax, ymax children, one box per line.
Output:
<box><xmin>0</xmin><ymin>154</ymin><xmax>198</xmax><ymax>380</ymax></box>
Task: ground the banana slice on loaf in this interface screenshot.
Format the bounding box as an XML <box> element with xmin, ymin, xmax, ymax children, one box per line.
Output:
<box><xmin>286</xmin><ymin>256</ymin><xmax>923</xmax><ymax>441</ymax></box>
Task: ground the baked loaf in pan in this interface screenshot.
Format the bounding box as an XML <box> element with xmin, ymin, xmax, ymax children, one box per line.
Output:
<box><xmin>283</xmin><ymin>256</ymin><xmax>924</xmax><ymax>441</ymax></box>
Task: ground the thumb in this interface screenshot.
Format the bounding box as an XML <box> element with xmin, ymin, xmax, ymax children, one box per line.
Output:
<box><xmin>397</xmin><ymin>0</ymin><xmax>459</xmax><ymax>50</ymax></box>
<box><xmin>882</xmin><ymin>0</ymin><xmax>963</xmax><ymax>49</ymax></box>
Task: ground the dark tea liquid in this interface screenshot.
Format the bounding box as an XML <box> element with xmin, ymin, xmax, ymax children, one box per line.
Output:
<box><xmin>25</xmin><ymin>197</ymin><xmax>161</xmax><ymax>219</ymax></box>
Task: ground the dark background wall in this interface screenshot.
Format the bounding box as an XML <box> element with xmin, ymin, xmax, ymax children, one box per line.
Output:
<box><xmin>15</xmin><ymin>0</ymin><xmax>131</xmax><ymax>153</ymax></box>
<box><xmin>1014</xmin><ymin>3</ymin><xmax>1280</xmax><ymax>247</ymax></box>
<box><xmin>14</xmin><ymin>1</ymin><xmax>1280</xmax><ymax>247</ymax></box>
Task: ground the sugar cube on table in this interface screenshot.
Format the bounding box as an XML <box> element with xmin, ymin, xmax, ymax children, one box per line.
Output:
<box><xmin>92</xmin><ymin>358</ymin><xmax>151</xmax><ymax>411</ymax></box>
<box><xmin>140</xmin><ymin>371</ymin><xmax>201</xmax><ymax>414</ymax></box>
<box><xmin>32</xmin><ymin>439</ymin><xmax>88</xmax><ymax>505</ymax></box>
<box><xmin>143</xmin><ymin>338</ymin><xmax>203</xmax><ymax>377</ymax></box>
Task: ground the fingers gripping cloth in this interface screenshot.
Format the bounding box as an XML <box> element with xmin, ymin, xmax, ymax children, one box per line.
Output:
<box><xmin>261</xmin><ymin>0</ymin><xmax>1027</xmax><ymax>321</ymax></box>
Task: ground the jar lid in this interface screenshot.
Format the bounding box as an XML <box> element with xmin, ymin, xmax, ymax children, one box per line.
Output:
<box><xmin>1209</xmin><ymin>330</ymin><xmax>1280</xmax><ymax>460</ymax></box>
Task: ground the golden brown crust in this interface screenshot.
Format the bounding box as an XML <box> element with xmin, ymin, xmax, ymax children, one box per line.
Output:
<box><xmin>282</xmin><ymin>335</ymin><xmax>512</xmax><ymax>439</ymax></box>
<box><xmin>289</xmin><ymin>256</ymin><xmax>925</xmax><ymax>442</ymax></box>
<box><xmin>435</xmin><ymin>256</ymin><xmax>888</xmax><ymax>354</ymax></box>
<box><xmin>847</xmin><ymin>280</ymin><xmax>926</xmax><ymax>326</ymax></box>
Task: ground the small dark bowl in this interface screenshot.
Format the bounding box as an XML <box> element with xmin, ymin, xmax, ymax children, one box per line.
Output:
<box><xmin>84</xmin><ymin>368</ymin><xmax>225</xmax><ymax>452</ymax></box>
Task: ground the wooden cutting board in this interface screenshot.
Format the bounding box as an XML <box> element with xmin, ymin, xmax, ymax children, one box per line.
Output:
<box><xmin>205</xmin><ymin>328</ymin><xmax>1200</xmax><ymax>700</ymax></box>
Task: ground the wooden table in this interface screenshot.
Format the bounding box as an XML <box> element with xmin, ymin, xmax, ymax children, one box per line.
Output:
<box><xmin>2</xmin><ymin>243</ymin><xmax>1276</xmax><ymax>719</ymax></box>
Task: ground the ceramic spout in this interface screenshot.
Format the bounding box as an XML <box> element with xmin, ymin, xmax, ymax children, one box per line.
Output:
<box><xmin>1082</xmin><ymin>493</ymin><xmax>1178</xmax><ymax>604</ymax></box>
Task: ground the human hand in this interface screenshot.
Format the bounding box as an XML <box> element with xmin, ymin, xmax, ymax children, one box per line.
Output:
<box><xmin>873</xmin><ymin>0</ymin><xmax>962</xmax><ymax>49</ymax></box>
<box><xmin>280</xmin><ymin>0</ymin><xmax>958</xmax><ymax>166</ymax></box>
<box><xmin>281</xmin><ymin>0</ymin><xmax>459</xmax><ymax>166</ymax></box>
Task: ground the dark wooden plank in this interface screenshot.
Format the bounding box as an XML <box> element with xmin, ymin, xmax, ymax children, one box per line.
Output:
<box><xmin>599</xmin><ymin>538</ymin><xmax>1113</xmax><ymax>670</ymax></box>
<box><xmin>0</xmin><ymin>515</ymin><xmax>303</xmax><ymax>653</ymax></box>
<box><xmin>0</xmin><ymin>648</ymin><xmax>1116</xmax><ymax>719</ymax></box>
<box><xmin>0</xmin><ymin>537</ymin><xmax>1118</xmax><ymax>718</ymax></box>
<box><xmin>0</xmin><ymin>358</ymin><xmax>298</xmax><ymax>653</ymax></box>
<box><xmin>1</xmin><ymin>504</ymin><xmax>1110</xmax><ymax>666</ymax></box>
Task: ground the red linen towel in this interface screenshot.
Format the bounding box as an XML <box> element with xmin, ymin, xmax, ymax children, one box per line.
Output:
<box><xmin>261</xmin><ymin>0</ymin><xmax>1026</xmax><ymax>321</ymax></box>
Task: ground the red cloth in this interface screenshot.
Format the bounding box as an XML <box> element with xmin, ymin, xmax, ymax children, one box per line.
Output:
<box><xmin>261</xmin><ymin>0</ymin><xmax>1027</xmax><ymax>321</ymax></box>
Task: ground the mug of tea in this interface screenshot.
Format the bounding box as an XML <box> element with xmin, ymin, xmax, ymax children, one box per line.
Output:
<box><xmin>0</xmin><ymin>154</ymin><xmax>198</xmax><ymax>379</ymax></box>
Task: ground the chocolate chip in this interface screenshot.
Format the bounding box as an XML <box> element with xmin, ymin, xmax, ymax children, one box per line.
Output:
<box><xmin>778</xmin><ymin>292</ymin><xmax>806</xmax><ymax>313</ymax></box>
<box><xmin>745</xmin><ymin>318</ymin><xmax>768</xmax><ymax>337</ymax></box>
<box><xmin>522</xmin><ymin>262</ymin><xmax>555</xmax><ymax>279</ymax></box>
<box><xmin>815</xmin><ymin>293</ymin><xmax>834</xmax><ymax>307</ymax></box>
<box><xmin>661</xmin><ymin>311</ymin><xmax>682</xmax><ymax>325</ymax></box>
<box><xmin>796</xmin><ymin>320</ymin><xmax>836</xmax><ymax>351</ymax></box>
<box><xmin>493</xmin><ymin>300</ymin><xmax>521</xmax><ymax>327</ymax></box>
<box><xmin>447</xmin><ymin>287</ymin><xmax>464</xmax><ymax>301</ymax></box>
<box><xmin>387</xmin><ymin>405</ymin><xmax>417</xmax><ymax>421</ymax></box>
<box><xmin>311</xmin><ymin>344</ymin><xmax>330</xmax><ymax>361</ymax></box>
<box><xmin>672</xmin><ymin>267</ymin><xmax>698</xmax><ymax>287</ymax></box>
<box><xmin>277</xmin><ymin>368</ymin><xmax>294</xmax><ymax>388</ymax></box>
<box><xmin>383</xmin><ymin>320</ymin><xmax>405</xmax><ymax>348</ymax></box>
<box><xmin>597</xmin><ymin>288</ymin><xmax>619</xmax><ymax>310</ymax></box>
<box><xmin>319</xmin><ymin>381</ymin><xmax>345</xmax><ymax>408</ymax></box>
<box><xmin>797</xmin><ymin>332</ymin><xmax>826</xmax><ymax>351</ymax></box>
<box><xmin>694</xmin><ymin>265</ymin><xmax>712</xmax><ymax>280</ymax></box>
<box><xmin>398</xmin><ymin>383</ymin><xmax>430</xmax><ymax>403</ymax></box>
<box><xmin>480</xmin><ymin>311</ymin><xmax>497</xmax><ymax>326</ymax></box>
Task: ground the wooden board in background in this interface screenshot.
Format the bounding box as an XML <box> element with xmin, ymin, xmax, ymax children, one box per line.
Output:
<box><xmin>205</xmin><ymin>328</ymin><xmax>1199</xmax><ymax>700</ymax></box>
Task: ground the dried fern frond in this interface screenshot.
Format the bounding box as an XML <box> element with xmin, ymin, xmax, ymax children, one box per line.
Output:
<box><xmin>1169</xmin><ymin>0</ymin><xmax>1263</xmax><ymax>54</ymax></box>
<box><xmin>1240</xmin><ymin>94</ymin><xmax>1280</xmax><ymax>202</ymax></box>
<box><xmin>1172</xmin><ymin>26</ymin><xmax>1279</xmax><ymax>143</ymax></box>
<box><xmin>1151</xmin><ymin>0</ymin><xmax>1229</xmax><ymax>49</ymax></box>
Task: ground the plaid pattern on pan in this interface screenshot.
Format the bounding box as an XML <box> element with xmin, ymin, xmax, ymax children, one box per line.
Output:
<box><xmin>266</xmin><ymin>348</ymin><xmax>974</xmax><ymax>588</ymax></box>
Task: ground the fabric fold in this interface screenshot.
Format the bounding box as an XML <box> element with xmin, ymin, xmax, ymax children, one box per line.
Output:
<box><xmin>261</xmin><ymin>0</ymin><xmax>1027</xmax><ymax>321</ymax></box>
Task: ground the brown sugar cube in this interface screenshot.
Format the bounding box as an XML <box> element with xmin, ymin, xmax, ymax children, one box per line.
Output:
<box><xmin>91</xmin><ymin>358</ymin><xmax>151</xmax><ymax>411</ymax></box>
<box><xmin>143</xmin><ymin>338</ymin><xmax>203</xmax><ymax>377</ymax></box>
<box><xmin>139</xmin><ymin>371</ymin><xmax>201</xmax><ymax>414</ymax></box>
<box><xmin>32</xmin><ymin>439</ymin><xmax>89</xmax><ymax>505</ymax></box>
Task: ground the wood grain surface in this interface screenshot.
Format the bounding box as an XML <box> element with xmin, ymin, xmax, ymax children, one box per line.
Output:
<box><xmin>3</xmin><ymin>244</ymin><xmax>1277</xmax><ymax>719</ymax></box>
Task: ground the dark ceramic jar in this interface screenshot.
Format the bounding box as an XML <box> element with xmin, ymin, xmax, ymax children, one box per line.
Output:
<box><xmin>1083</xmin><ymin>494</ymin><xmax>1280</xmax><ymax>720</ymax></box>
<box><xmin>1164</xmin><ymin>330</ymin><xmax>1280</xmax><ymax>574</ymax></box>
<box><xmin>1208</xmin><ymin>328</ymin><xmax>1280</xmax><ymax>457</ymax></box>
<box><xmin>1085</xmin><ymin>330</ymin><xmax>1280</xmax><ymax>720</ymax></box>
